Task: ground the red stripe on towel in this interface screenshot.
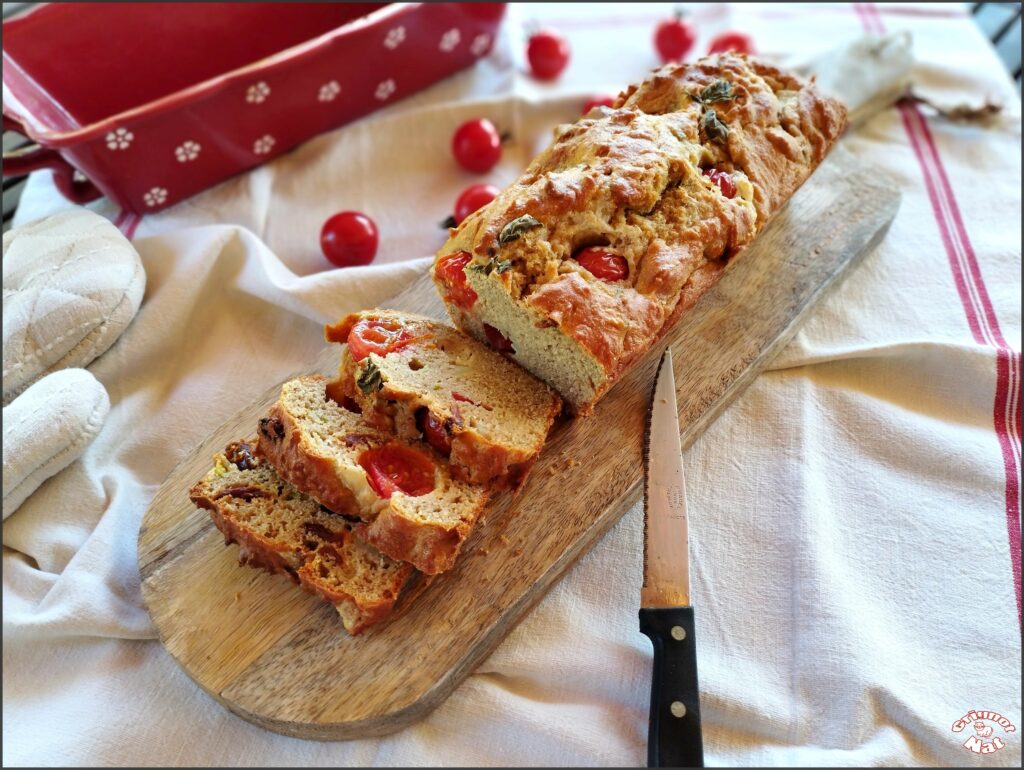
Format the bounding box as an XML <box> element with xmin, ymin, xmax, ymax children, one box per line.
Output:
<box><xmin>858</xmin><ymin>2</ymin><xmax>1021</xmax><ymax>625</ymax></box>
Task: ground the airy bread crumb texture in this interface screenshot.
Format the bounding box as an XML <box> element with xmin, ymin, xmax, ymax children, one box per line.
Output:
<box><xmin>256</xmin><ymin>376</ymin><xmax>489</xmax><ymax>574</ymax></box>
<box><xmin>189</xmin><ymin>442</ymin><xmax>414</xmax><ymax>635</ymax></box>
<box><xmin>330</xmin><ymin>310</ymin><xmax>562</xmax><ymax>489</ymax></box>
<box><xmin>434</xmin><ymin>53</ymin><xmax>846</xmax><ymax>413</ymax></box>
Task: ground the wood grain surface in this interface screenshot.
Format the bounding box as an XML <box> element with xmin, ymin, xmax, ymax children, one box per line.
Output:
<box><xmin>138</xmin><ymin>148</ymin><xmax>900</xmax><ymax>740</ymax></box>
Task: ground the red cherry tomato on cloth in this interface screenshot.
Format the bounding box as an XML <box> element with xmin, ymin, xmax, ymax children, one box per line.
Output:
<box><xmin>359</xmin><ymin>443</ymin><xmax>436</xmax><ymax>498</ymax></box>
<box><xmin>347</xmin><ymin>318</ymin><xmax>413</xmax><ymax>362</ymax></box>
<box><xmin>707</xmin><ymin>30</ymin><xmax>755</xmax><ymax>55</ymax></box>
<box><xmin>575</xmin><ymin>247</ymin><xmax>629</xmax><ymax>282</ymax></box>
<box><xmin>654</xmin><ymin>15</ymin><xmax>697</xmax><ymax>63</ymax></box>
<box><xmin>454</xmin><ymin>183</ymin><xmax>500</xmax><ymax>225</ymax></box>
<box><xmin>527</xmin><ymin>29</ymin><xmax>570</xmax><ymax>80</ymax></box>
<box><xmin>417</xmin><ymin>408</ymin><xmax>452</xmax><ymax>455</ymax></box>
<box><xmin>452</xmin><ymin>118</ymin><xmax>502</xmax><ymax>174</ymax></box>
<box><xmin>582</xmin><ymin>95</ymin><xmax>616</xmax><ymax>115</ymax></box>
<box><xmin>435</xmin><ymin>252</ymin><xmax>479</xmax><ymax>310</ymax></box>
<box><xmin>703</xmin><ymin>168</ymin><xmax>737</xmax><ymax>199</ymax></box>
<box><xmin>484</xmin><ymin>323</ymin><xmax>515</xmax><ymax>353</ymax></box>
<box><xmin>320</xmin><ymin>211</ymin><xmax>378</xmax><ymax>268</ymax></box>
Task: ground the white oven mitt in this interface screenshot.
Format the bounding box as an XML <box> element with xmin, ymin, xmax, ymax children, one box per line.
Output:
<box><xmin>2</xmin><ymin>368</ymin><xmax>110</xmax><ymax>520</ymax></box>
<box><xmin>3</xmin><ymin>208</ymin><xmax>145</xmax><ymax>405</ymax></box>
<box><xmin>2</xmin><ymin>208</ymin><xmax>144</xmax><ymax>518</ymax></box>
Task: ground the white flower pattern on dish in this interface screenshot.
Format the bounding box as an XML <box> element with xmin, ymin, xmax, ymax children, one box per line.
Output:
<box><xmin>439</xmin><ymin>28</ymin><xmax>461</xmax><ymax>52</ymax></box>
<box><xmin>374</xmin><ymin>79</ymin><xmax>396</xmax><ymax>101</ymax></box>
<box><xmin>384</xmin><ymin>26</ymin><xmax>406</xmax><ymax>50</ymax></box>
<box><xmin>471</xmin><ymin>33</ymin><xmax>491</xmax><ymax>56</ymax></box>
<box><xmin>143</xmin><ymin>187</ymin><xmax>167</xmax><ymax>207</ymax></box>
<box><xmin>318</xmin><ymin>81</ymin><xmax>342</xmax><ymax>102</ymax></box>
<box><xmin>175</xmin><ymin>141</ymin><xmax>201</xmax><ymax>163</ymax></box>
<box><xmin>106</xmin><ymin>128</ymin><xmax>133</xmax><ymax>151</ymax></box>
<box><xmin>246</xmin><ymin>82</ymin><xmax>271</xmax><ymax>104</ymax></box>
<box><xmin>253</xmin><ymin>135</ymin><xmax>276</xmax><ymax>155</ymax></box>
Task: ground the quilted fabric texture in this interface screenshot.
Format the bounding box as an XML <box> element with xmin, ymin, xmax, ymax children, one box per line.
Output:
<box><xmin>2</xmin><ymin>208</ymin><xmax>145</xmax><ymax>406</ymax></box>
<box><xmin>2</xmin><ymin>368</ymin><xmax>110</xmax><ymax>520</ymax></box>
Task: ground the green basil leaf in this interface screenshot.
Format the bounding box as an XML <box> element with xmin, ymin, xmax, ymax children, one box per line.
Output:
<box><xmin>356</xmin><ymin>360</ymin><xmax>383</xmax><ymax>395</ymax></box>
<box><xmin>468</xmin><ymin>257</ymin><xmax>513</xmax><ymax>276</ymax></box>
<box><xmin>498</xmin><ymin>215</ymin><xmax>542</xmax><ymax>246</ymax></box>
<box><xmin>703</xmin><ymin>109</ymin><xmax>729</xmax><ymax>144</ymax></box>
<box><xmin>698</xmin><ymin>80</ymin><xmax>734</xmax><ymax>105</ymax></box>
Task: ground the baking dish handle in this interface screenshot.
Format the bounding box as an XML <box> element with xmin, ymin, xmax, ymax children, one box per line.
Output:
<box><xmin>3</xmin><ymin>115</ymin><xmax>103</xmax><ymax>204</ymax></box>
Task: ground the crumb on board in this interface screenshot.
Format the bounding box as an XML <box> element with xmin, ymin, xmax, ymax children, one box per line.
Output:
<box><xmin>499</xmin><ymin>534</ymin><xmax>511</xmax><ymax>545</ymax></box>
<box><xmin>513</xmin><ymin>548</ymin><xmax>523</xmax><ymax>557</ymax></box>
<box><xmin>233</xmin><ymin>591</ymin><xmax>241</xmax><ymax>603</ymax></box>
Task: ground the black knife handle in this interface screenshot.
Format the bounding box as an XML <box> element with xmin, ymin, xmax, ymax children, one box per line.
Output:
<box><xmin>639</xmin><ymin>606</ymin><xmax>704</xmax><ymax>768</ymax></box>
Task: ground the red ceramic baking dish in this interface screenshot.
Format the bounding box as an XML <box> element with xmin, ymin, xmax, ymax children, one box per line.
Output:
<box><xmin>2</xmin><ymin>2</ymin><xmax>506</xmax><ymax>214</ymax></box>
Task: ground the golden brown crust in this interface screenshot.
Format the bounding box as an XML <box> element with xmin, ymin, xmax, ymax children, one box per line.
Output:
<box><xmin>433</xmin><ymin>53</ymin><xmax>847</xmax><ymax>412</ymax></box>
<box><xmin>255</xmin><ymin>405</ymin><xmax>363</xmax><ymax>517</ymax></box>
<box><xmin>256</xmin><ymin>376</ymin><xmax>490</xmax><ymax>576</ymax></box>
<box><xmin>330</xmin><ymin>309</ymin><xmax>562</xmax><ymax>490</ymax></box>
<box><xmin>188</xmin><ymin>450</ymin><xmax>414</xmax><ymax>635</ymax></box>
<box><xmin>357</xmin><ymin>509</ymin><xmax>467</xmax><ymax>576</ymax></box>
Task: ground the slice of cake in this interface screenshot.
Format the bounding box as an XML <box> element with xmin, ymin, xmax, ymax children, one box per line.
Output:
<box><xmin>255</xmin><ymin>376</ymin><xmax>489</xmax><ymax>575</ymax></box>
<box><xmin>189</xmin><ymin>439</ymin><xmax>415</xmax><ymax>635</ymax></box>
<box><xmin>324</xmin><ymin>309</ymin><xmax>562</xmax><ymax>490</ymax></box>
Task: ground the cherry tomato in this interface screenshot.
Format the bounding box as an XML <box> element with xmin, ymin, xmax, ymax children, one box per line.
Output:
<box><xmin>483</xmin><ymin>323</ymin><xmax>515</xmax><ymax>353</ymax></box>
<box><xmin>359</xmin><ymin>443</ymin><xmax>436</xmax><ymax>498</ymax></box>
<box><xmin>575</xmin><ymin>247</ymin><xmax>629</xmax><ymax>282</ymax></box>
<box><xmin>527</xmin><ymin>29</ymin><xmax>570</xmax><ymax>81</ymax></box>
<box><xmin>582</xmin><ymin>95</ymin><xmax>616</xmax><ymax>115</ymax></box>
<box><xmin>417</xmin><ymin>408</ymin><xmax>452</xmax><ymax>455</ymax></box>
<box><xmin>452</xmin><ymin>118</ymin><xmax>502</xmax><ymax>174</ymax></box>
<box><xmin>703</xmin><ymin>168</ymin><xmax>737</xmax><ymax>199</ymax></box>
<box><xmin>454</xmin><ymin>183</ymin><xmax>500</xmax><ymax>225</ymax></box>
<box><xmin>320</xmin><ymin>211</ymin><xmax>378</xmax><ymax>268</ymax></box>
<box><xmin>654</xmin><ymin>14</ymin><xmax>697</xmax><ymax>63</ymax></box>
<box><xmin>434</xmin><ymin>252</ymin><xmax>478</xmax><ymax>310</ymax></box>
<box><xmin>707</xmin><ymin>30</ymin><xmax>755</xmax><ymax>55</ymax></box>
<box><xmin>346</xmin><ymin>317</ymin><xmax>413</xmax><ymax>361</ymax></box>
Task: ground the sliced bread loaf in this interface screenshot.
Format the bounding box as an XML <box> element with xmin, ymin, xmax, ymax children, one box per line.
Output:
<box><xmin>324</xmin><ymin>310</ymin><xmax>562</xmax><ymax>490</ymax></box>
<box><xmin>255</xmin><ymin>376</ymin><xmax>489</xmax><ymax>575</ymax></box>
<box><xmin>432</xmin><ymin>54</ymin><xmax>846</xmax><ymax>413</ymax></box>
<box><xmin>189</xmin><ymin>439</ymin><xmax>415</xmax><ymax>635</ymax></box>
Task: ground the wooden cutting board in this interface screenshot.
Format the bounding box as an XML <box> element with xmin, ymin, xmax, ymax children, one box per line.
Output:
<box><xmin>138</xmin><ymin>148</ymin><xmax>899</xmax><ymax>740</ymax></box>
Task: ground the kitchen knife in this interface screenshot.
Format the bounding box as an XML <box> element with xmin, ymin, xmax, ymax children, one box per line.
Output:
<box><xmin>640</xmin><ymin>348</ymin><xmax>704</xmax><ymax>768</ymax></box>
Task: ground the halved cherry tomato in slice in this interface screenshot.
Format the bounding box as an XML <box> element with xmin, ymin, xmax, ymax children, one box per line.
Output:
<box><xmin>359</xmin><ymin>443</ymin><xmax>436</xmax><ymax>498</ymax></box>
<box><xmin>484</xmin><ymin>323</ymin><xmax>515</xmax><ymax>353</ymax></box>
<box><xmin>416</xmin><ymin>408</ymin><xmax>452</xmax><ymax>455</ymax></box>
<box><xmin>347</xmin><ymin>318</ymin><xmax>413</xmax><ymax>362</ymax></box>
<box><xmin>703</xmin><ymin>167</ymin><xmax>737</xmax><ymax>199</ymax></box>
<box><xmin>435</xmin><ymin>252</ymin><xmax>478</xmax><ymax>310</ymax></box>
<box><xmin>574</xmin><ymin>247</ymin><xmax>629</xmax><ymax>282</ymax></box>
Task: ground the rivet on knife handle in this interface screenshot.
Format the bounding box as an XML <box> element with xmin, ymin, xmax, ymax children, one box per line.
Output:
<box><xmin>639</xmin><ymin>606</ymin><xmax>704</xmax><ymax>768</ymax></box>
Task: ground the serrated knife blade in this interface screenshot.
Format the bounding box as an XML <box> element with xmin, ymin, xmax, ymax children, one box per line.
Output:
<box><xmin>639</xmin><ymin>348</ymin><xmax>704</xmax><ymax>768</ymax></box>
<box><xmin>642</xmin><ymin>347</ymin><xmax>691</xmax><ymax>609</ymax></box>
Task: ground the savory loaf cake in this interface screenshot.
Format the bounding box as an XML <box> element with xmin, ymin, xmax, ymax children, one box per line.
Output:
<box><xmin>324</xmin><ymin>309</ymin><xmax>562</xmax><ymax>490</ymax></box>
<box><xmin>189</xmin><ymin>440</ymin><xmax>415</xmax><ymax>635</ymax></box>
<box><xmin>255</xmin><ymin>375</ymin><xmax>489</xmax><ymax>575</ymax></box>
<box><xmin>432</xmin><ymin>53</ymin><xmax>847</xmax><ymax>413</ymax></box>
